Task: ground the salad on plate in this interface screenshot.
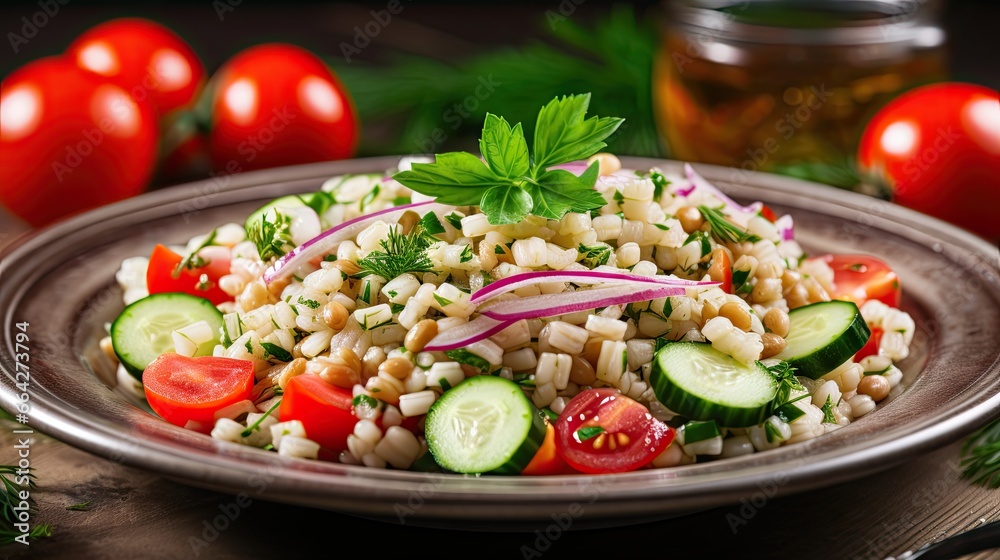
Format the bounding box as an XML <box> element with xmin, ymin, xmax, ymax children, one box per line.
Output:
<box><xmin>107</xmin><ymin>94</ymin><xmax>915</xmax><ymax>475</ymax></box>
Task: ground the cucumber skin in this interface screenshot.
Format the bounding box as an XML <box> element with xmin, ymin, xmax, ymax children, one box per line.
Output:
<box><xmin>425</xmin><ymin>376</ymin><xmax>546</xmax><ymax>475</ymax></box>
<box><xmin>650</xmin><ymin>343</ymin><xmax>776</xmax><ymax>428</ymax></box>
<box><xmin>781</xmin><ymin>302</ymin><xmax>871</xmax><ymax>379</ymax></box>
<box><xmin>111</xmin><ymin>293</ymin><xmax>223</xmax><ymax>380</ymax></box>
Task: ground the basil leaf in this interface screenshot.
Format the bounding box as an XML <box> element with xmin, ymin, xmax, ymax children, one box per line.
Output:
<box><xmin>480</xmin><ymin>185</ymin><xmax>533</xmax><ymax>225</ymax></box>
<box><xmin>479</xmin><ymin>113</ymin><xmax>530</xmax><ymax>179</ymax></box>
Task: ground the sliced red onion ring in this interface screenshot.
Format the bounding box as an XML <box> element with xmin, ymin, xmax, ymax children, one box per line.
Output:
<box><xmin>470</xmin><ymin>270</ymin><xmax>716</xmax><ymax>304</ymax></box>
<box><xmin>775</xmin><ymin>214</ymin><xmax>795</xmax><ymax>242</ymax></box>
<box><xmin>683</xmin><ymin>163</ymin><xmax>763</xmax><ymax>215</ymax></box>
<box><xmin>481</xmin><ymin>283</ymin><xmax>689</xmax><ymax>322</ymax></box>
<box><xmin>263</xmin><ymin>201</ymin><xmax>449</xmax><ymax>285</ymax></box>
<box><xmin>423</xmin><ymin>315</ymin><xmax>513</xmax><ymax>352</ymax></box>
<box><xmin>550</xmin><ymin>160</ymin><xmax>590</xmax><ymax>175</ymax></box>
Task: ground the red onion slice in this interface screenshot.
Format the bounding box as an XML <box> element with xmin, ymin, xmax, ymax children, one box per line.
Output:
<box><xmin>263</xmin><ymin>201</ymin><xmax>449</xmax><ymax>286</ymax></box>
<box><xmin>480</xmin><ymin>283</ymin><xmax>689</xmax><ymax>322</ymax></box>
<box><xmin>470</xmin><ymin>270</ymin><xmax>716</xmax><ymax>304</ymax></box>
<box><xmin>422</xmin><ymin>315</ymin><xmax>513</xmax><ymax>352</ymax></box>
<box><xmin>775</xmin><ymin>214</ymin><xmax>795</xmax><ymax>241</ymax></box>
<box><xmin>683</xmin><ymin>164</ymin><xmax>763</xmax><ymax>215</ymax></box>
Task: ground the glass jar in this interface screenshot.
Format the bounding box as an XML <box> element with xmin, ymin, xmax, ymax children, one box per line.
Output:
<box><xmin>654</xmin><ymin>0</ymin><xmax>947</xmax><ymax>175</ymax></box>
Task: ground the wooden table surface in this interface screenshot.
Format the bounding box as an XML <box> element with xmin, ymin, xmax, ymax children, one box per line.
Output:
<box><xmin>1</xmin><ymin>214</ymin><xmax>998</xmax><ymax>560</ymax></box>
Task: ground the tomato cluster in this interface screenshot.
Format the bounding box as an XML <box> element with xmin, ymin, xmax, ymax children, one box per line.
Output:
<box><xmin>0</xmin><ymin>18</ymin><xmax>359</xmax><ymax>227</ymax></box>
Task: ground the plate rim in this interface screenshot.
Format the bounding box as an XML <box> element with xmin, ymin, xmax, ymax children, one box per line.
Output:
<box><xmin>2</xmin><ymin>156</ymin><xmax>999</xmax><ymax>525</ymax></box>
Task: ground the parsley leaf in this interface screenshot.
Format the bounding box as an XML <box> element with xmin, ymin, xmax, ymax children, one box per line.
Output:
<box><xmin>481</xmin><ymin>185</ymin><xmax>533</xmax><ymax>225</ymax></box>
<box><xmin>532</xmin><ymin>93</ymin><xmax>624</xmax><ymax>172</ymax></box>
<box><xmin>480</xmin><ymin>113</ymin><xmax>530</xmax><ymax>179</ymax></box>
<box><xmin>392</xmin><ymin>93</ymin><xmax>623</xmax><ymax>226</ymax></box>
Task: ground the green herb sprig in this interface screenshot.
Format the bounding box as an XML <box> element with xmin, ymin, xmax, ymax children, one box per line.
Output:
<box><xmin>173</xmin><ymin>229</ymin><xmax>218</xmax><ymax>278</ymax></box>
<box><xmin>357</xmin><ymin>226</ymin><xmax>435</xmax><ymax>280</ymax></box>
<box><xmin>1</xmin><ymin>465</ymin><xmax>52</xmax><ymax>545</ymax></box>
<box><xmin>698</xmin><ymin>205</ymin><xmax>762</xmax><ymax>245</ymax></box>
<box><xmin>393</xmin><ymin>93</ymin><xmax>623</xmax><ymax>226</ymax></box>
<box><xmin>961</xmin><ymin>418</ymin><xmax>1000</xmax><ymax>488</ymax></box>
<box><xmin>247</xmin><ymin>209</ymin><xmax>294</xmax><ymax>262</ymax></box>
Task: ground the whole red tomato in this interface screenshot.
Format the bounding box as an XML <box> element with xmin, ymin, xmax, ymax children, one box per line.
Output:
<box><xmin>208</xmin><ymin>44</ymin><xmax>359</xmax><ymax>172</ymax></box>
<box><xmin>0</xmin><ymin>57</ymin><xmax>158</xmax><ymax>227</ymax></box>
<box><xmin>67</xmin><ymin>18</ymin><xmax>205</xmax><ymax>118</ymax></box>
<box><xmin>858</xmin><ymin>83</ymin><xmax>1000</xmax><ymax>240</ymax></box>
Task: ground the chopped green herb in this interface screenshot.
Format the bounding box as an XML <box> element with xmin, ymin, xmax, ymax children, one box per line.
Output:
<box><xmin>575</xmin><ymin>426</ymin><xmax>605</xmax><ymax>442</ymax></box>
<box><xmin>612</xmin><ymin>190</ymin><xmax>625</xmax><ymax>205</ymax></box>
<box><xmin>542</xmin><ymin>408</ymin><xmax>560</xmax><ymax>422</ymax></box>
<box><xmin>732</xmin><ymin>268</ymin><xmax>752</xmax><ymax>294</ymax></box>
<box><xmin>961</xmin><ymin>418</ymin><xmax>1000</xmax><ymax>488</ymax></box>
<box><xmin>697</xmin><ymin>205</ymin><xmax>762</xmax><ymax>245</ymax></box>
<box><xmin>261</xmin><ymin>342</ymin><xmax>293</xmax><ymax>362</ymax></box>
<box><xmin>683</xmin><ymin>230</ymin><xmax>712</xmax><ymax>257</ymax></box>
<box><xmin>353</xmin><ymin>395</ymin><xmax>380</xmax><ymax>409</ymax></box>
<box><xmin>821</xmin><ymin>395</ymin><xmax>837</xmax><ymax>424</ymax></box>
<box><xmin>439</xmin><ymin>378</ymin><xmax>453</xmax><ymax>392</ymax></box>
<box><xmin>66</xmin><ymin>501</ymin><xmax>91</xmax><ymax>512</ymax></box>
<box><xmin>359</xmin><ymin>184</ymin><xmax>381</xmax><ymax>211</ymax></box>
<box><xmin>653</xmin><ymin>223</ymin><xmax>670</xmax><ymax>231</ymax></box>
<box><xmin>247</xmin><ymin>209</ymin><xmax>294</xmax><ymax>261</ymax></box>
<box><xmin>495</xmin><ymin>245</ymin><xmax>506</xmax><ymax>255</ymax></box>
<box><xmin>241</xmin><ymin>399</ymin><xmax>282</xmax><ymax>438</ymax></box>
<box><xmin>578</xmin><ymin>243</ymin><xmax>612</xmax><ymax>268</ymax></box>
<box><xmin>361</xmin><ymin>282</ymin><xmax>372</xmax><ymax>304</ymax></box>
<box><xmin>297</xmin><ymin>296</ymin><xmax>321</xmax><ymax>310</ymax></box>
<box><xmin>654</xmin><ymin>337</ymin><xmax>669</xmax><ymax>353</ymax></box>
<box><xmin>357</xmin><ymin>227</ymin><xmax>434</xmax><ymax>281</ymax></box>
<box><xmin>683</xmin><ymin>420</ymin><xmax>720</xmax><ymax>444</ymax></box>
<box><xmin>764</xmin><ymin>420</ymin><xmax>781</xmax><ymax>443</ymax></box>
<box><xmin>245</xmin><ymin>339</ymin><xmax>254</xmax><ymax>354</ymax></box>
<box><xmin>445</xmin><ymin>212</ymin><xmax>464</xmax><ymax>231</ymax></box>
<box><xmin>390</xmin><ymin>303</ymin><xmax>406</xmax><ymax>314</ymax></box>
<box><xmin>392</xmin><ymin>196</ymin><xmax>412</xmax><ymax>206</ymax></box>
<box><xmin>459</xmin><ymin>245</ymin><xmax>474</xmax><ymax>263</ymax></box>
<box><xmin>433</xmin><ymin>293</ymin><xmax>453</xmax><ymax>307</ymax></box>
<box><xmin>173</xmin><ymin>229</ymin><xmax>218</xmax><ymax>278</ymax></box>
<box><xmin>387</xmin><ymin>290</ymin><xmax>398</xmax><ymax>299</ymax></box>
<box><xmin>419</xmin><ymin>212</ymin><xmax>446</xmax><ymax>236</ymax></box>
<box><xmin>324</xmin><ymin>254</ymin><xmax>337</xmax><ymax>262</ymax></box>
<box><xmin>772</xmin><ymin>394</ymin><xmax>809</xmax><ymax>423</ymax></box>
<box><xmin>649</xmin><ymin>171</ymin><xmax>669</xmax><ymax>200</ymax></box>
<box><xmin>445</xmin><ymin>349</ymin><xmax>491</xmax><ymax>373</ymax></box>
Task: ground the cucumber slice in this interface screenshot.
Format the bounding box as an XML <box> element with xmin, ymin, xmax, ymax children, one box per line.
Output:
<box><xmin>425</xmin><ymin>375</ymin><xmax>546</xmax><ymax>475</ymax></box>
<box><xmin>774</xmin><ymin>300</ymin><xmax>871</xmax><ymax>379</ymax></box>
<box><xmin>112</xmin><ymin>293</ymin><xmax>224</xmax><ymax>380</ymax></box>
<box><xmin>245</xmin><ymin>192</ymin><xmax>334</xmax><ymax>233</ymax></box>
<box><xmin>651</xmin><ymin>342</ymin><xmax>777</xmax><ymax>428</ymax></box>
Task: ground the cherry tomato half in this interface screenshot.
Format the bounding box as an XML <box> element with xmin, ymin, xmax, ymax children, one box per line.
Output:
<box><xmin>709</xmin><ymin>248</ymin><xmax>733</xmax><ymax>294</ymax></box>
<box><xmin>208</xmin><ymin>44</ymin><xmax>359</xmax><ymax>172</ymax></box>
<box><xmin>279</xmin><ymin>374</ymin><xmax>359</xmax><ymax>453</ymax></box>
<box><xmin>68</xmin><ymin>18</ymin><xmax>205</xmax><ymax>118</ymax></box>
<box><xmin>146</xmin><ymin>244</ymin><xmax>233</xmax><ymax>305</ymax></box>
<box><xmin>858</xmin><ymin>82</ymin><xmax>1000</xmax><ymax>241</ymax></box>
<box><xmin>855</xmin><ymin>327</ymin><xmax>883</xmax><ymax>361</ymax></box>
<box><xmin>810</xmin><ymin>254</ymin><xmax>901</xmax><ymax>308</ymax></box>
<box><xmin>555</xmin><ymin>388</ymin><xmax>674</xmax><ymax>474</ymax></box>
<box><xmin>0</xmin><ymin>57</ymin><xmax>158</xmax><ymax>227</ymax></box>
<box><xmin>143</xmin><ymin>353</ymin><xmax>254</xmax><ymax>429</ymax></box>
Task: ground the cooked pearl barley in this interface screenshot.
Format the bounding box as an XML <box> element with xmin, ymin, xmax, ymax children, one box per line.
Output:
<box><xmin>532</xmin><ymin>382</ymin><xmax>558</xmax><ymax>408</ymax></box>
<box><xmin>399</xmin><ymin>390</ymin><xmax>436</xmax><ymax>417</ymax></box>
<box><xmin>278</xmin><ymin>436</ymin><xmax>320</xmax><ymax>459</ymax></box>
<box><xmin>588</xmin><ymin>152</ymin><xmax>621</xmax><ymax>176</ymax></box>
<box><xmin>375</xmin><ymin>426</ymin><xmax>422</xmax><ymax>469</ymax></box>
<box><xmin>512</xmin><ymin>237</ymin><xmax>547</xmax><ymax>268</ymax></box>
<box><xmin>593</xmin><ymin>214</ymin><xmax>623</xmax><ymax>241</ymax></box>
<box><xmin>466</xmin><ymin>340</ymin><xmax>504</xmax><ymax>367</ymax></box>
<box><xmin>720</xmin><ymin>435</ymin><xmax>755</xmax><ymax>458</ymax></box>
<box><xmin>848</xmin><ymin>394</ymin><xmax>877</xmax><ymax>417</ymax></box>
<box><xmin>270</xmin><ymin>420</ymin><xmax>307</xmax><ymax>451</ymax></box>
<box><xmin>701</xmin><ymin>316</ymin><xmax>763</xmax><ymax>365</ymax></box>
<box><xmin>585</xmin><ymin>315</ymin><xmax>628</xmax><ymax>341</ymax></box>
<box><xmin>536</xmin><ymin>353</ymin><xmax>572</xmax><ymax>390</ymax></box>
<box><xmin>211</xmin><ymin>419</ymin><xmax>245</xmax><ymax>444</ymax></box>
<box><xmin>362</xmin><ymin>453</ymin><xmax>387</xmax><ymax>468</ymax></box>
<box><xmin>812</xmin><ymin>380</ymin><xmax>842</xmax><ymax>409</ymax></box>
<box><xmin>382</xmin><ymin>404</ymin><xmax>403</xmax><ymax>428</ymax></box>
<box><xmin>300</xmin><ymin>329</ymin><xmax>334</xmax><ymax>359</ymax></box>
<box><xmin>652</xmin><ymin>442</ymin><xmax>695</xmax><ymax>468</ymax></box>
<box><xmin>427</xmin><ymin>362</ymin><xmax>464</xmax><ymax>389</ymax></box>
<box><xmin>304</xmin><ymin>268</ymin><xmax>344</xmax><ymax>293</ymax></box>
<box><xmin>460</xmin><ymin>213</ymin><xmax>492</xmax><ymax>238</ymax></box>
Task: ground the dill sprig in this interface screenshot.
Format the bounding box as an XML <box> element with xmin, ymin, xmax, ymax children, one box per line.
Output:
<box><xmin>698</xmin><ymin>205</ymin><xmax>762</xmax><ymax>245</ymax></box>
<box><xmin>0</xmin><ymin>465</ymin><xmax>52</xmax><ymax>545</ymax></box>
<box><xmin>961</xmin><ymin>418</ymin><xmax>1000</xmax><ymax>488</ymax></box>
<box><xmin>247</xmin><ymin>210</ymin><xmax>294</xmax><ymax>262</ymax></box>
<box><xmin>357</xmin><ymin>227</ymin><xmax>435</xmax><ymax>280</ymax></box>
<box><xmin>765</xmin><ymin>361</ymin><xmax>803</xmax><ymax>406</ymax></box>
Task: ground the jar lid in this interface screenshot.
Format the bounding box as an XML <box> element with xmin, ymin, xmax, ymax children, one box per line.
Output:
<box><xmin>669</xmin><ymin>0</ymin><xmax>945</xmax><ymax>46</ymax></box>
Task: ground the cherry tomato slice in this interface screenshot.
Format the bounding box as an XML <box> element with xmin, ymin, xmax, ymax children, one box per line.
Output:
<box><xmin>855</xmin><ymin>327</ymin><xmax>884</xmax><ymax>361</ymax></box>
<box><xmin>143</xmin><ymin>353</ymin><xmax>254</xmax><ymax>430</ymax></box>
<box><xmin>555</xmin><ymin>388</ymin><xmax>674</xmax><ymax>474</ymax></box>
<box><xmin>146</xmin><ymin>244</ymin><xmax>232</xmax><ymax>306</ymax></box>
<box><xmin>811</xmin><ymin>254</ymin><xmax>901</xmax><ymax>308</ymax></box>
<box><xmin>279</xmin><ymin>375</ymin><xmax>358</xmax><ymax>453</ymax></box>
<box><xmin>522</xmin><ymin>423</ymin><xmax>574</xmax><ymax>476</ymax></box>
<box><xmin>759</xmin><ymin>205</ymin><xmax>778</xmax><ymax>223</ymax></box>
<box><xmin>709</xmin><ymin>248</ymin><xmax>733</xmax><ymax>294</ymax></box>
